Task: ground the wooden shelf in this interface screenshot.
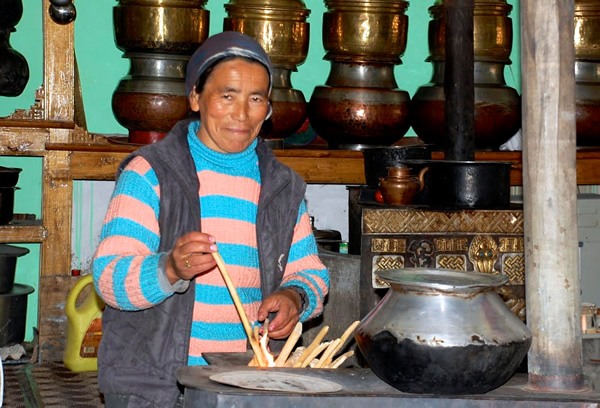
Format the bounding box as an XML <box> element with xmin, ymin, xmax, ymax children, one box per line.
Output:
<box><xmin>45</xmin><ymin>142</ymin><xmax>600</xmax><ymax>186</ymax></box>
<box><xmin>0</xmin><ymin>219</ymin><xmax>47</xmax><ymax>243</ymax></box>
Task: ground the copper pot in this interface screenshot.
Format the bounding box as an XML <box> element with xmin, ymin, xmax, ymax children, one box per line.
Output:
<box><xmin>575</xmin><ymin>61</ymin><xmax>600</xmax><ymax>146</ymax></box>
<box><xmin>113</xmin><ymin>0</ymin><xmax>209</xmax><ymax>54</ymax></box>
<box><xmin>308</xmin><ymin>63</ymin><xmax>411</xmax><ymax>149</ymax></box>
<box><xmin>111</xmin><ymin>53</ymin><xmax>189</xmax><ymax>142</ymax></box>
<box><xmin>411</xmin><ymin>61</ymin><xmax>521</xmax><ymax>150</ymax></box>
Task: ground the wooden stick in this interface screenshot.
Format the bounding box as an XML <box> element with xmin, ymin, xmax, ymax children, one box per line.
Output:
<box><xmin>274</xmin><ymin>322</ymin><xmax>303</xmax><ymax>367</ymax></box>
<box><xmin>315</xmin><ymin>338</ymin><xmax>341</xmax><ymax>368</ymax></box>
<box><xmin>212</xmin><ymin>251</ymin><xmax>266</xmax><ymax>367</ymax></box>
<box><xmin>330</xmin><ymin>350</ymin><xmax>355</xmax><ymax>369</ymax></box>
<box><xmin>324</xmin><ymin>320</ymin><xmax>360</xmax><ymax>366</ymax></box>
<box><xmin>293</xmin><ymin>325</ymin><xmax>329</xmax><ymax>368</ymax></box>
<box><xmin>300</xmin><ymin>341</ymin><xmax>332</xmax><ymax>368</ymax></box>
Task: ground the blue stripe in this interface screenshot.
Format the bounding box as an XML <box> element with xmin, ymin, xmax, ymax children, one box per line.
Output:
<box><xmin>218</xmin><ymin>243</ymin><xmax>259</xmax><ymax>269</ymax></box>
<box><xmin>114</xmin><ymin>170</ymin><xmax>160</xmax><ymax>215</ymax></box>
<box><xmin>100</xmin><ymin>218</ymin><xmax>159</xmax><ymax>250</ymax></box>
<box><xmin>191</xmin><ymin>321</ymin><xmax>246</xmax><ymax>341</ymax></box>
<box><xmin>93</xmin><ymin>255</ymin><xmax>114</xmax><ymax>281</ymax></box>
<box><xmin>195</xmin><ymin>284</ymin><xmax>261</xmax><ymax>305</ymax></box>
<box><xmin>111</xmin><ymin>257</ymin><xmax>135</xmax><ymax>310</ymax></box>
<box><xmin>188</xmin><ymin>355</ymin><xmax>208</xmax><ymax>366</ymax></box>
<box><xmin>201</xmin><ymin>196</ymin><xmax>257</xmax><ymax>222</ymax></box>
<box><xmin>297</xmin><ymin>268</ymin><xmax>330</xmax><ymax>299</ymax></box>
<box><xmin>288</xmin><ymin>234</ymin><xmax>319</xmax><ymax>263</ymax></box>
<box><xmin>139</xmin><ymin>256</ymin><xmax>166</xmax><ymax>303</ymax></box>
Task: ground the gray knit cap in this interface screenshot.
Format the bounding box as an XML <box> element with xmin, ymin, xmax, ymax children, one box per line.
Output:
<box><xmin>185</xmin><ymin>31</ymin><xmax>273</xmax><ymax>118</ymax></box>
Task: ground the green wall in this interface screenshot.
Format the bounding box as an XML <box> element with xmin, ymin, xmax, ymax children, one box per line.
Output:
<box><xmin>0</xmin><ymin>0</ymin><xmax>520</xmax><ymax>343</ymax></box>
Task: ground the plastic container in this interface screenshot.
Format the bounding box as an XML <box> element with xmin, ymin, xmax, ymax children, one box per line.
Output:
<box><xmin>63</xmin><ymin>274</ymin><xmax>105</xmax><ymax>372</ymax></box>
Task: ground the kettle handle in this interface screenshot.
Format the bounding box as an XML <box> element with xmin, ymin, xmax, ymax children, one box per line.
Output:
<box><xmin>417</xmin><ymin>166</ymin><xmax>429</xmax><ymax>192</ymax></box>
<box><xmin>65</xmin><ymin>274</ymin><xmax>98</xmax><ymax>315</ymax></box>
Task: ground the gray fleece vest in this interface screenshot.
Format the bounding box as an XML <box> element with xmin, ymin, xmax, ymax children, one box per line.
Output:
<box><xmin>98</xmin><ymin>119</ymin><xmax>306</xmax><ymax>407</ymax></box>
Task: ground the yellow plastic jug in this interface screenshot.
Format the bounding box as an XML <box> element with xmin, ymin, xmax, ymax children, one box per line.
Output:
<box><xmin>63</xmin><ymin>274</ymin><xmax>105</xmax><ymax>372</ymax></box>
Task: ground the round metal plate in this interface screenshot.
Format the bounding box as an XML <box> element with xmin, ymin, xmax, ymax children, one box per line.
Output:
<box><xmin>209</xmin><ymin>370</ymin><xmax>343</xmax><ymax>394</ymax></box>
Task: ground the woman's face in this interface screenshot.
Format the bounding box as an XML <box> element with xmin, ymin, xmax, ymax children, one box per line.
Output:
<box><xmin>188</xmin><ymin>58</ymin><xmax>270</xmax><ymax>153</ymax></box>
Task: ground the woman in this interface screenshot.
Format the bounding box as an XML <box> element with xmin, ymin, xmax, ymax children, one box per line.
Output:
<box><xmin>92</xmin><ymin>31</ymin><xmax>329</xmax><ymax>408</ymax></box>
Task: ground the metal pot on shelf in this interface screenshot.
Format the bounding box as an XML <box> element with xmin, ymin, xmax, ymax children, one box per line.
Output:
<box><xmin>0</xmin><ymin>244</ymin><xmax>29</xmax><ymax>294</ymax></box>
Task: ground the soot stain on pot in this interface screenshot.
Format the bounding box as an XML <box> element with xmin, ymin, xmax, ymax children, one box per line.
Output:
<box><xmin>356</xmin><ymin>330</ymin><xmax>531</xmax><ymax>395</ymax></box>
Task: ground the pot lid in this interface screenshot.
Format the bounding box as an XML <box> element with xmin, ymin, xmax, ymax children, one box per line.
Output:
<box><xmin>0</xmin><ymin>166</ymin><xmax>22</xmax><ymax>174</ymax></box>
<box><xmin>0</xmin><ymin>244</ymin><xmax>30</xmax><ymax>257</ymax></box>
<box><xmin>376</xmin><ymin>268</ymin><xmax>508</xmax><ymax>292</ymax></box>
<box><xmin>0</xmin><ymin>283</ymin><xmax>34</xmax><ymax>296</ymax></box>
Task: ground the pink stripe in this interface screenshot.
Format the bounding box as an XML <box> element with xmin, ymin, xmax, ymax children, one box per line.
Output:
<box><xmin>96</xmin><ymin>258</ymin><xmax>118</xmax><ymax>307</ymax></box>
<box><xmin>124</xmin><ymin>156</ymin><xmax>153</xmax><ymax>174</ymax></box>
<box><xmin>95</xmin><ymin>236</ymin><xmax>153</xmax><ymax>258</ymax></box>
<box><xmin>188</xmin><ymin>338</ymin><xmax>247</xmax><ymax>356</ymax></box>
<box><xmin>123</xmin><ymin>257</ymin><xmax>152</xmax><ymax>309</ymax></box>
<box><xmin>103</xmin><ymin>195</ymin><xmax>159</xmax><ymax>235</ymax></box>
<box><xmin>192</xmin><ymin>302</ymin><xmax>260</xmax><ymax>322</ymax></box>
<box><xmin>198</xmin><ymin>170</ymin><xmax>260</xmax><ymax>202</ymax></box>
<box><xmin>202</xmin><ymin>219</ymin><xmax>256</xmax><ymax>246</ymax></box>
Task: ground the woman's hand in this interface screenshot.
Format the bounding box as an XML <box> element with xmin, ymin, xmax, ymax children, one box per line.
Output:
<box><xmin>165</xmin><ymin>231</ymin><xmax>218</xmax><ymax>284</ymax></box>
<box><xmin>257</xmin><ymin>288</ymin><xmax>303</xmax><ymax>339</ymax></box>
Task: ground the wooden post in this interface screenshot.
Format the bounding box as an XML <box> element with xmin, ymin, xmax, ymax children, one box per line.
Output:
<box><xmin>444</xmin><ymin>0</ymin><xmax>475</xmax><ymax>161</ymax></box>
<box><xmin>521</xmin><ymin>1</ymin><xmax>586</xmax><ymax>391</ymax></box>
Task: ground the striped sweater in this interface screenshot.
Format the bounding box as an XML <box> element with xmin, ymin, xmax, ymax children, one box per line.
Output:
<box><xmin>93</xmin><ymin>121</ymin><xmax>329</xmax><ymax>365</ymax></box>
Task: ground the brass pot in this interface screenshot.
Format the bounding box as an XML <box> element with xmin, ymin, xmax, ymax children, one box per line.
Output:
<box><xmin>224</xmin><ymin>0</ymin><xmax>310</xmax><ymax>69</ymax></box>
<box><xmin>575</xmin><ymin>0</ymin><xmax>600</xmax><ymax>61</ymax></box>
<box><xmin>113</xmin><ymin>0</ymin><xmax>209</xmax><ymax>54</ymax></box>
<box><xmin>323</xmin><ymin>0</ymin><xmax>409</xmax><ymax>64</ymax></box>
<box><xmin>428</xmin><ymin>0</ymin><xmax>513</xmax><ymax>64</ymax></box>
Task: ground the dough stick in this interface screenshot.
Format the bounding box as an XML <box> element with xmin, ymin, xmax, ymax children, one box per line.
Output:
<box><xmin>330</xmin><ymin>350</ymin><xmax>355</xmax><ymax>369</ymax></box>
<box><xmin>212</xmin><ymin>251</ymin><xmax>266</xmax><ymax>367</ymax></box>
<box><xmin>300</xmin><ymin>341</ymin><xmax>332</xmax><ymax>368</ymax></box>
<box><xmin>274</xmin><ymin>322</ymin><xmax>302</xmax><ymax>367</ymax></box>
<box><xmin>293</xmin><ymin>325</ymin><xmax>329</xmax><ymax>368</ymax></box>
<box><xmin>324</xmin><ymin>320</ymin><xmax>360</xmax><ymax>366</ymax></box>
<box><xmin>315</xmin><ymin>338</ymin><xmax>341</xmax><ymax>368</ymax></box>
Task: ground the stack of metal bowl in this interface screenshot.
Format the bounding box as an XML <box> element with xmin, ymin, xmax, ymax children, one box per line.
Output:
<box><xmin>111</xmin><ymin>0</ymin><xmax>209</xmax><ymax>144</ymax></box>
<box><xmin>307</xmin><ymin>0</ymin><xmax>412</xmax><ymax>150</ymax></box>
<box><xmin>0</xmin><ymin>243</ymin><xmax>33</xmax><ymax>347</ymax></box>
<box><xmin>223</xmin><ymin>0</ymin><xmax>311</xmax><ymax>145</ymax></box>
<box><xmin>411</xmin><ymin>0</ymin><xmax>520</xmax><ymax>151</ymax></box>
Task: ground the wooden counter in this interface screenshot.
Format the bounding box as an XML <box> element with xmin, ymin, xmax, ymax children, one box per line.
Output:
<box><xmin>45</xmin><ymin>142</ymin><xmax>600</xmax><ymax>186</ymax></box>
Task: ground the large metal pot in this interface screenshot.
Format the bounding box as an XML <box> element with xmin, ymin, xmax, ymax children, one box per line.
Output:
<box><xmin>0</xmin><ymin>166</ymin><xmax>21</xmax><ymax>188</ymax></box>
<box><xmin>355</xmin><ymin>268</ymin><xmax>531</xmax><ymax>395</ymax></box>
<box><xmin>0</xmin><ymin>283</ymin><xmax>34</xmax><ymax>347</ymax></box>
<box><xmin>0</xmin><ymin>187</ymin><xmax>18</xmax><ymax>225</ymax></box>
<box><xmin>0</xmin><ymin>244</ymin><xmax>29</xmax><ymax>293</ymax></box>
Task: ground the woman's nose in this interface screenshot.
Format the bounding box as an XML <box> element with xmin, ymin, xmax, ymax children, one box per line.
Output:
<box><xmin>232</xmin><ymin>100</ymin><xmax>249</xmax><ymax>121</ymax></box>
